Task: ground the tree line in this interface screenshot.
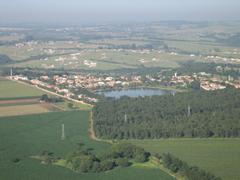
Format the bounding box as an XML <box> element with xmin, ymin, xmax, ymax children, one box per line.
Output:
<box><xmin>156</xmin><ymin>153</ymin><xmax>221</xmax><ymax>180</ymax></box>
<box><xmin>37</xmin><ymin>143</ymin><xmax>221</xmax><ymax>179</ymax></box>
<box><xmin>93</xmin><ymin>88</ymin><xmax>240</xmax><ymax>139</ymax></box>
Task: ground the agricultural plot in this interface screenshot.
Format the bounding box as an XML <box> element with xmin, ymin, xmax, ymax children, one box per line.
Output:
<box><xmin>127</xmin><ymin>139</ymin><xmax>240</xmax><ymax>180</ymax></box>
<box><xmin>1</xmin><ymin>22</ymin><xmax>240</xmax><ymax>71</ymax></box>
<box><xmin>0</xmin><ymin>104</ymin><xmax>52</xmax><ymax>117</ymax></box>
<box><xmin>0</xmin><ymin>78</ymin><xmax>44</xmax><ymax>99</ymax></box>
<box><xmin>0</xmin><ymin>98</ymin><xmax>39</xmax><ymax>106</ymax></box>
<box><xmin>0</xmin><ymin>111</ymin><xmax>174</xmax><ymax>180</ymax></box>
<box><xmin>12</xmin><ymin>49</ymin><xmax>197</xmax><ymax>70</ymax></box>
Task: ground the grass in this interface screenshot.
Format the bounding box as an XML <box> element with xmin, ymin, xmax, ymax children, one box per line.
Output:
<box><xmin>0</xmin><ymin>78</ymin><xmax>44</xmax><ymax>99</ymax></box>
<box><xmin>55</xmin><ymin>100</ymin><xmax>92</xmax><ymax>111</ymax></box>
<box><xmin>126</xmin><ymin>138</ymin><xmax>240</xmax><ymax>180</ymax></box>
<box><xmin>0</xmin><ymin>111</ymin><xmax>174</xmax><ymax>180</ymax></box>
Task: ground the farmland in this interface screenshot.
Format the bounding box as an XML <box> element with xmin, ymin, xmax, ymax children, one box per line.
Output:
<box><xmin>0</xmin><ymin>111</ymin><xmax>174</xmax><ymax>180</ymax></box>
<box><xmin>0</xmin><ymin>104</ymin><xmax>52</xmax><ymax>117</ymax></box>
<box><xmin>1</xmin><ymin>22</ymin><xmax>240</xmax><ymax>71</ymax></box>
<box><xmin>0</xmin><ymin>78</ymin><xmax>44</xmax><ymax>99</ymax></box>
<box><xmin>1</xmin><ymin>21</ymin><xmax>240</xmax><ymax>180</ymax></box>
<box><xmin>126</xmin><ymin>139</ymin><xmax>240</xmax><ymax>180</ymax></box>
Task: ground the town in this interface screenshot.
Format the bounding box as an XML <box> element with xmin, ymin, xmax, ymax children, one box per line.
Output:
<box><xmin>9</xmin><ymin>66</ymin><xmax>240</xmax><ymax>104</ymax></box>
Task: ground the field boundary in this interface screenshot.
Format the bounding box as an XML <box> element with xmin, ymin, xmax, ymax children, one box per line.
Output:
<box><xmin>6</xmin><ymin>77</ymin><xmax>93</xmax><ymax>107</ymax></box>
<box><xmin>89</xmin><ymin>111</ymin><xmax>113</xmax><ymax>144</ymax></box>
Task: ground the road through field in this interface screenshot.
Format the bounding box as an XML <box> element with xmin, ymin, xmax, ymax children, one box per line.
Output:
<box><xmin>7</xmin><ymin>77</ymin><xmax>93</xmax><ymax>107</ymax></box>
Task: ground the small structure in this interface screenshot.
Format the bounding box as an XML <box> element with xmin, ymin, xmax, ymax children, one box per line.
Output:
<box><xmin>61</xmin><ymin>124</ymin><xmax>65</xmax><ymax>140</ymax></box>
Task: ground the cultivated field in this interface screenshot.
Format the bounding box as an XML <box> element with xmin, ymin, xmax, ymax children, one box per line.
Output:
<box><xmin>0</xmin><ymin>98</ymin><xmax>39</xmax><ymax>105</ymax></box>
<box><xmin>0</xmin><ymin>111</ymin><xmax>174</xmax><ymax>180</ymax></box>
<box><xmin>0</xmin><ymin>78</ymin><xmax>44</xmax><ymax>99</ymax></box>
<box><xmin>127</xmin><ymin>139</ymin><xmax>240</xmax><ymax>180</ymax></box>
<box><xmin>0</xmin><ymin>104</ymin><xmax>54</xmax><ymax>117</ymax></box>
<box><xmin>1</xmin><ymin>22</ymin><xmax>240</xmax><ymax>71</ymax></box>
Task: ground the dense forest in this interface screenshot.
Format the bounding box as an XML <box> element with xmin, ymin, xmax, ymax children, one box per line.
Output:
<box><xmin>93</xmin><ymin>88</ymin><xmax>240</xmax><ymax>139</ymax></box>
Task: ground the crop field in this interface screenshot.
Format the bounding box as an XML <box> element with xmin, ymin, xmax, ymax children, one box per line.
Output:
<box><xmin>126</xmin><ymin>139</ymin><xmax>240</xmax><ymax>180</ymax></box>
<box><xmin>0</xmin><ymin>111</ymin><xmax>174</xmax><ymax>180</ymax></box>
<box><xmin>0</xmin><ymin>98</ymin><xmax>39</xmax><ymax>106</ymax></box>
<box><xmin>1</xmin><ymin>22</ymin><xmax>240</xmax><ymax>71</ymax></box>
<box><xmin>0</xmin><ymin>78</ymin><xmax>44</xmax><ymax>99</ymax></box>
<box><xmin>12</xmin><ymin>49</ymin><xmax>197</xmax><ymax>70</ymax></box>
<box><xmin>0</xmin><ymin>103</ymin><xmax>55</xmax><ymax>117</ymax></box>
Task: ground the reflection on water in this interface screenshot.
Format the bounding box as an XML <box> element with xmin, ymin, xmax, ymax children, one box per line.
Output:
<box><xmin>98</xmin><ymin>88</ymin><xmax>175</xmax><ymax>98</ymax></box>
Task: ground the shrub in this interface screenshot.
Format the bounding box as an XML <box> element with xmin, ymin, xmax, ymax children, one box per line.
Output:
<box><xmin>115</xmin><ymin>158</ymin><xmax>131</xmax><ymax>167</ymax></box>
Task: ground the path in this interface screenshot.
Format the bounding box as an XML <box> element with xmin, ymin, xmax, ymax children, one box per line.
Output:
<box><xmin>89</xmin><ymin>111</ymin><xmax>113</xmax><ymax>144</ymax></box>
<box><xmin>7</xmin><ymin>77</ymin><xmax>93</xmax><ymax>107</ymax></box>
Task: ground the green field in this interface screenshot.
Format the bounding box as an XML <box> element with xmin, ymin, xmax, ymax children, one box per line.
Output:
<box><xmin>126</xmin><ymin>139</ymin><xmax>240</xmax><ymax>180</ymax></box>
<box><xmin>0</xmin><ymin>111</ymin><xmax>174</xmax><ymax>180</ymax></box>
<box><xmin>0</xmin><ymin>78</ymin><xmax>44</xmax><ymax>99</ymax></box>
<box><xmin>55</xmin><ymin>100</ymin><xmax>92</xmax><ymax>111</ymax></box>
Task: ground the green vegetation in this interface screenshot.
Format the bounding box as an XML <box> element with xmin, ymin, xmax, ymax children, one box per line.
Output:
<box><xmin>0</xmin><ymin>111</ymin><xmax>174</xmax><ymax>180</ymax></box>
<box><xmin>159</xmin><ymin>153</ymin><xmax>221</xmax><ymax>180</ymax></box>
<box><xmin>93</xmin><ymin>88</ymin><xmax>240</xmax><ymax>139</ymax></box>
<box><xmin>0</xmin><ymin>79</ymin><xmax>43</xmax><ymax>98</ymax></box>
<box><xmin>40</xmin><ymin>94</ymin><xmax>64</xmax><ymax>103</ymax></box>
<box><xmin>2</xmin><ymin>22</ymin><xmax>240</xmax><ymax>71</ymax></box>
<box><xmin>0</xmin><ymin>54</ymin><xmax>13</xmax><ymax>64</ymax></box>
<box><xmin>55</xmin><ymin>100</ymin><xmax>92</xmax><ymax>111</ymax></box>
<box><xmin>50</xmin><ymin>143</ymin><xmax>150</xmax><ymax>173</ymax></box>
<box><xmin>127</xmin><ymin>138</ymin><xmax>240</xmax><ymax>180</ymax></box>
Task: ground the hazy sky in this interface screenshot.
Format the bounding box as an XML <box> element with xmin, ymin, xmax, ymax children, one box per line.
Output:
<box><xmin>0</xmin><ymin>0</ymin><xmax>240</xmax><ymax>24</ymax></box>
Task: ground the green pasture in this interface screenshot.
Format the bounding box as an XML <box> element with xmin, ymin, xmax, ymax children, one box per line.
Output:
<box><xmin>0</xmin><ymin>79</ymin><xmax>44</xmax><ymax>99</ymax></box>
<box><xmin>127</xmin><ymin>138</ymin><xmax>240</xmax><ymax>180</ymax></box>
<box><xmin>0</xmin><ymin>111</ymin><xmax>174</xmax><ymax>180</ymax></box>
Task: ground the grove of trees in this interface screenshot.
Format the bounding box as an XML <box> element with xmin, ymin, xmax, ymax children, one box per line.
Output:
<box><xmin>93</xmin><ymin>88</ymin><xmax>240</xmax><ymax>139</ymax></box>
<box><xmin>64</xmin><ymin>143</ymin><xmax>150</xmax><ymax>173</ymax></box>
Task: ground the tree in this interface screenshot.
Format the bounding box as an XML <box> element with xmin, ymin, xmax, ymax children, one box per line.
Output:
<box><xmin>68</xmin><ymin>103</ymin><xmax>74</xmax><ymax>109</ymax></box>
<box><xmin>99</xmin><ymin>160</ymin><xmax>115</xmax><ymax>171</ymax></box>
<box><xmin>41</xmin><ymin>94</ymin><xmax>49</xmax><ymax>102</ymax></box>
<box><xmin>115</xmin><ymin>158</ymin><xmax>130</xmax><ymax>167</ymax></box>
<box><xmin>190</xmin><ymin>80</ymin><xmax>201</xmax><ymax>90</ymax></box>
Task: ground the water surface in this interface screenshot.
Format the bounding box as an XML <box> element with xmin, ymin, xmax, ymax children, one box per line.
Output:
<box><xmin>98</xmin><ymin>88</ymin><xmax>175</xmax><ymax>98</ymax></box>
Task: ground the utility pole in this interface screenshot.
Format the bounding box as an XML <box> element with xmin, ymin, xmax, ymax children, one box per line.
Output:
<box><xmin>61</xmin><ymin>124</ymin><xmax>65</xmax><ymax>140</ymax></box>
<box><xmin>10</xmin><ymin>68</ymin><xmax>13</xmax><ymax>78</ymax></box>
<box><xmin>124</xmin><ymin>113</ymin><xmax>127</xmax><ymax>123</ymax></box>
<box><xmin>187</xmin><ymin>105</ymin><xmax>191</xmax><ymax>117</ymax></box>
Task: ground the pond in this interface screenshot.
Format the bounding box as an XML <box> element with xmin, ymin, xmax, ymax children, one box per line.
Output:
<box><xmin>97</xmin><ymin>88</ymin><xmax>175</xmax><ymax>98</ymax></box>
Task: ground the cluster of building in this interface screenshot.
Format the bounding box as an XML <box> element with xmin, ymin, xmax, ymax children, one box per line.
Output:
<box><xmin>52</xmin><ymin>74</ymin><xmax>142</xmax><ymax>90</ymax></box>
<box><xmin>170</xmin><ymin>73</ymin><xmax>194</xmax><ymax>86</ymax></box>
<box><xmin>9</xmin><ymin>68</ymin><xmax>240</xmax><ymax>104</ymax></box>
<box><xmin>200</xmin><ymin>81</ymin><xmax>226</xmax><ymax>91</ymax></box>
<box><xmin>10</xmin><ymin>73</ymin><xmax>143</xmax><ymax>103</ymax></box>
<box><xmin>170</xmin><ymin>72</ymin><xmax>240</xmax><ymax>91</ymax></box>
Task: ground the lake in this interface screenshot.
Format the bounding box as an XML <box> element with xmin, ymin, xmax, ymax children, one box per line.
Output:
<box><xmin>97</xmin><ymin>88</ymin><xmax>175</xmax><ymax>98</ymax></box>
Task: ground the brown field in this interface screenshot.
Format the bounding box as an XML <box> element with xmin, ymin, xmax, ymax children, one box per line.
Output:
<box><xmin>0</xmin><ymin>98</ymin><xmax>39</xmax><ymax>105</ymax></box>
<box><xmin>0</xmin><ymin>103</ymin><xmax>59</xmax><ymax>117</ymax></box>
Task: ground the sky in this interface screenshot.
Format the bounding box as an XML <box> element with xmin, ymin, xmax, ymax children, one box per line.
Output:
<box><xmin>0</xmin><ymin>0</ymin><xmax>240</xmax><ymax>25</ymax></box>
